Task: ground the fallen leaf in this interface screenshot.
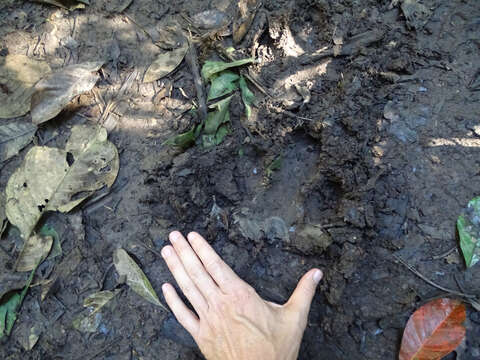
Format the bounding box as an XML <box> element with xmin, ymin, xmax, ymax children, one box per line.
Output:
<box><xmin>113</xmin><ymin>248</ymin><xmax>167</xmax><ymax>310</ymax></box>
<box><xmin>39</xmin><ymin>224</ymin><xmax>61</xmax><ymax>259</ymax></box>
<box><xmin>72</xmin><ymin>289</ymin><xmax>120</xmax><ymax>333</ymax></box>
<box><xmin>202</xmin><ymin>96</ymin><xmax>232</xmax><ymax>147</ymax></box>
<box><xmin>399</xmin><ymin>298</ymin><xmax>466</xmax><ymax>360</ymax></box>
<box><xmin>163</xmin><ymin>124</ymin><xmax>199</xmax><ymax>149</ymax></box>
<box><xmin>207</xmin><ymin>71</ymin><xmax>239</xmax><ymax>101</ymax></box>
<box><xmin>0</xmin><ymin>120</ymin><xmax>37</xmax><ymax>163</ymax></box>
<box><xmin>5</xmin><ymin>124</ymin><xmax>119</xmax><ymax>239</ymax></box>
<box><xmin>191</xmin><ymin>10</ymin><xmax>230</xmax><ymax>30</ymax></box>
<box><xmin>239</xmin><ymin>75</ymin><xmax>254</xmax><ymax>119</ymax></box>
<box><xmin>144</xmin><ymin>40</ymin><xmax>189</xmax><ymax>83</ymax></box>
<box><xmin>233</xmin><ymin>0</ymin><xmax>258</xmax><ymax>43</ymax></box>
<box><xmin>201</xmin><ymin>58</ymin><xmax>254</xmax><ymax>81</ymax></box>
<box><xmin>457</xmin><ymin>197</ymin><xmax>480</xmax><ymax>267</ymax></box>
<box><xmin>0</xmin><ymin>266</ymin><xmax>36</xmax><ymax>339</ymax></box>
<box><xmin>0</xmin><ymin>54</ymin><xmax>51</xmax><ymax>119</ymax></box>
<box><xmin>32</xmin><ymin>0</ymin><xmax>89</xmax><ymax>10</ymax></box>
<box><xmin>83</xmin><ymin>290</ymin><xmax>120</xmax><ymax>314</ymax></box>
<box><xmin>16</xmin><ymin>234</ymin><xmax>53</xmax><ymax>272</ymax></box>
<box><xmin>30</xmin><ymin>61</ymin><xmax>103</xmax><ymax>124</ymax></box>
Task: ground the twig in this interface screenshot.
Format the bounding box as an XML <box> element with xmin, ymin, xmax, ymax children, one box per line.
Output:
<box><xmin>432</xmin><ymin>246</ymin><xmax>457</xmax><ymax>260</ymax></box>
<box><xmin>393</xmin><ymin>254</ymin><xmax>477</xmax><ymax>299</ymax></box>
<box><xmin>185</xmin><ymin>36</ymin><xmax>207</xmax><ymax>122</ymax></box>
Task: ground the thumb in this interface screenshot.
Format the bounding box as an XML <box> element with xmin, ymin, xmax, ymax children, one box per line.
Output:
<box><xmin>285</xmin><ymin>269</ymin><xmax>322</xmax><ymax>316</ymax></box>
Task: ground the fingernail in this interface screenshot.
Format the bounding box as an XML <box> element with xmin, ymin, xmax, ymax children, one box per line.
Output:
<box><xmin>162</xmin><ymin>247</ymin><xmax>172</xmax><ymax>258</ymax></box>
<box><xmin>313</xmin><ymin>269</ymin><xmax>323</xmax><ymax>284</ymax></box>
<box><xmin>169</xmin><ymin>231</ymin><xmax>180</xmax><ymax>243</ymax></box>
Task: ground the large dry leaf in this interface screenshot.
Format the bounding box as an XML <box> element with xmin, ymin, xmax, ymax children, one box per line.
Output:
<box><xmin>399</xmin><ymin>298</ymin><xmax>466</xmax><ymax>360</ymax></box>
<box><xmin>113</xmin><ymin>248</ymin><xmax>167</xmax><ymax>310</ymax></box>
<box><xmin>0</xmin><ymin>120</ymin><xmax>37</xmax><ymax>163</ymax></box>
<box><xmin>144</xmin><ymin>40</ymin><xmax>189</xmax><ymax>83</ymax></box>
<box><xmin>5</xmin><ymin>124</ymin><xmax>119</xmax><ymax>239</ymax></box>
<box><xmin>0</xmin><ymin>54</ymin><xmax>51</xmax><ymax>119</ymax></box>
<box><xmin>30</xmin><ymin>61</ymin><xmax>103</xmax><ymax>124</ymax></box>
<box><xmin>16</xmin><ymin>235</ymin><xmax>53</xmax><ymax>272</ymax></box>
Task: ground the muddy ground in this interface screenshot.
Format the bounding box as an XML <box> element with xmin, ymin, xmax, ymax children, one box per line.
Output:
<box><xmin>1</xmin><ymin>0</ymin><xmax>480</xmax><ymax>359</ymax></box>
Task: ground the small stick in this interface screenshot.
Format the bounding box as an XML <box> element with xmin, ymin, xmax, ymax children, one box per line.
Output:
<box><xmin>393</xmin><ymin>254</ymin><xmax>477</xmax><ymax>299</ymax></box>
<box><xmin>185</xmin><ymin>36</ymin><xmax>207</xmax><ymax>122</ymax></box>
<box><xmin>432</xmin><ymin>246</ymin><xmax>457</xmax><ymax>260</ymax></box>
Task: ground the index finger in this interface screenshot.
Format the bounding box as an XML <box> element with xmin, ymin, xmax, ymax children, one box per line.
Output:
<box><xmin>187</xmin><ymin>232</ymin><xmax>243</xmax><ymax>291</ymax></box>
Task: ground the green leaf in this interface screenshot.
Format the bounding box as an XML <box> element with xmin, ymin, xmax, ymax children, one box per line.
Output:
<box><xmin>39</xmin><ymin>224</ymin><xmax>61</xmax><ymax>259</ymax></box>
<box><xmin>457</xmin><ymin>197</ymin><xmax>480</xmax><ymax>267</ymax></box>
<box><xmin>239</xmin><ymin>76</ymin><xmax>255</xmax><ymax>119</ymax></box>
<box><xmin>113</xmin><ymin>248</ymin><xmax>167</xmax><ymax>310</ymax></box>
<box><xmin>201</xmin><ymin>58</ymin><xmax>254</xmax><ymax>81</ymax></box>
<box><xmin>204</xmin><ymin>96</ymin><xmax>232</xmax><ymax>135</ymax></box>
<box><xmin>0</xmin><ymin>266</ymin><xmax>36</xmax><ymax>339</ymax></box>
<box><xmin>207</xmin><ymin>71</ymin><xmax>239</xmax><ymax>101</ymax></box>
<box><xmin>163</xmin><ymin>126</ymin><xmax>196</xmax><ymax>149</ymax></box>
<box><xmin>266</xmin><ymin>156</ymin><xmax>282</xmax><ymax>177</ymax></box>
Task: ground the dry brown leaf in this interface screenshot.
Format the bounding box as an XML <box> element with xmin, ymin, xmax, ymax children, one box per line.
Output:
<box><xmin>144</xmin><ymin>40</ymin><xmax>188</xmax><ymax>83</ymax></box>
<box><xmin>0</xmin><ymin>120</ymin><xmax>37</xmax><ymax>163</ymax></box>
<box><xmin>30</xmin><ymin>61</ymin><xmax>103</xmax><ymax>124</ymax></box>
<box><xmin>0</xmin><ymin>54</ymin><xmax>51</xmax><ymax>119</ymax></box>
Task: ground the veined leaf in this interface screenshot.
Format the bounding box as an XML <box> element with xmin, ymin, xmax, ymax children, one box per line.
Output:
<box><xmin>202</xmin><ymin>96</ymin><xmax>232</xmax><ymax>147</ymax></box>
<box><xmin>5</xmin><ymin>124</ymin><xmax>119</xmax><ymax>239</ymax></box>
<box><xmin>83</xmin><ymin>290</ymin><xmax>120</xmax><ymax>314</ymax></box>
<box><xmin>239</xmin><ymin>75</ymin><xmax>254</xmax><ymax>119</ymax></box>
<box><xmin>457</xmin><ymin>197</ymin><xmax>480</xmax><ymax>267</ymax></box>
<box><xmin>201</xmin><ymin>58</ymin><xmax>254</xmax><ymax>81</ymax></box>
<box><xmin>113</xmin><ymin>248</ymin><xmax>167</xmax><ymax>310</ymax></box>
<box><xmin>0</xmin><ymin>121</ymin><xmax>37</xmax><ymax>163</ymax></box>
<box><xmin>30</xmin><ymin>61</ymin><xmax>103</xmax><ymax>124</ymax></box>
<box><xmin>0</xmin><ymin>54</ymin><xmax>51</xmax><ymax>119</ymax></box>
<box><xmin>207</xmin><ymin>71</ymin><xmax>239</xmax><ymax>101</ymax></box>
<box><xmin>144</xmin><ymin>40</ymin><xmax>189</xmax><ymax>83</ymax></box>
<box><xmin>399</xmin><ymin>298</ymin><xmax>466</xmax><ymax>360</ymax></box>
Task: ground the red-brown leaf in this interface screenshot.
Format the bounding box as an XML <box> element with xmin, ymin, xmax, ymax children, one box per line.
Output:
<box><xmin>399</xmin><ymin>298</ymin><xmax>466</xmax><ymax>360</ymax></box>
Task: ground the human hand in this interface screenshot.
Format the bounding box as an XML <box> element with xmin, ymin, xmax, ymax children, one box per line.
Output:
<box><xmin>161</xmin><ymin>231</ymin><xmax>322</xmax><ymax>360</ymax></box>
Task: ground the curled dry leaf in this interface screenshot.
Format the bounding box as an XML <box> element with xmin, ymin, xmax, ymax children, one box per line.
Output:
<box><xmin>16</xmin><ymin>234</ymin><xmax>53</xmax><ymax>272</ymax></box>
<box><xmin>30</xmin><ymin>61</ymin><xmax>103</xmax><ymax>124</ymax></box>
<box><xmin>0</xmin><ymin>54</ymin><xmax>51</xmax><ymax>119</ymax></box>
<box><xmin>399</xmin><ymin>298</ymin><xmax>466</xmax><ymax>360</ymax></box>
<box><xmin>144</xmin><ymin>40</ymin><xmax>189</xmax><ymax>83</ymax></box>
<box><xmin>113</xmin><ymin>248</ymin><xmax>167</xmax><ymax>310</ymax></box>
<box><xmin>5</xmin><ymin>124</ymin><xmax>119</xmax><ymax>239</ymax></box>
<box><xmin>457</xmin><ymin>197</ymin><xmax>480</xmax><ymax>267</ymax></box>
<box><xmin>0</xmin><ymin>120</ymin><xmax>37</xmax><ymax>163</ymax></box>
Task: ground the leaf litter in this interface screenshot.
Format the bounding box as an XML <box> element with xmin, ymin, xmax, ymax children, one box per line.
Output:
<box><xmin>15</xmin><ymin>234</ymin><xmax>53</xmax><ymax>272</ymax></box>
<box><xmin>0</xmin><ymin>54</ymin><xmax>51</xmax><ymax>119</ymax></box>
<box><xmin>113</xmin><ymin>248</ymin><xmax>167</xmax><ymax>310</ymax></box>
<box><xmin>73</xmin><ymin>290</ymin><xmax>120</xmax><ymax>333</ymax></box>
<box><xmin>5</xmin><ymin>124</ymin><xmax>119</xmax><ymax>239</ymax></box>
<box><xmin>30</xmin><ymin>61</ymin><xmax>104</xmax><ymax>124</ymax></box>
